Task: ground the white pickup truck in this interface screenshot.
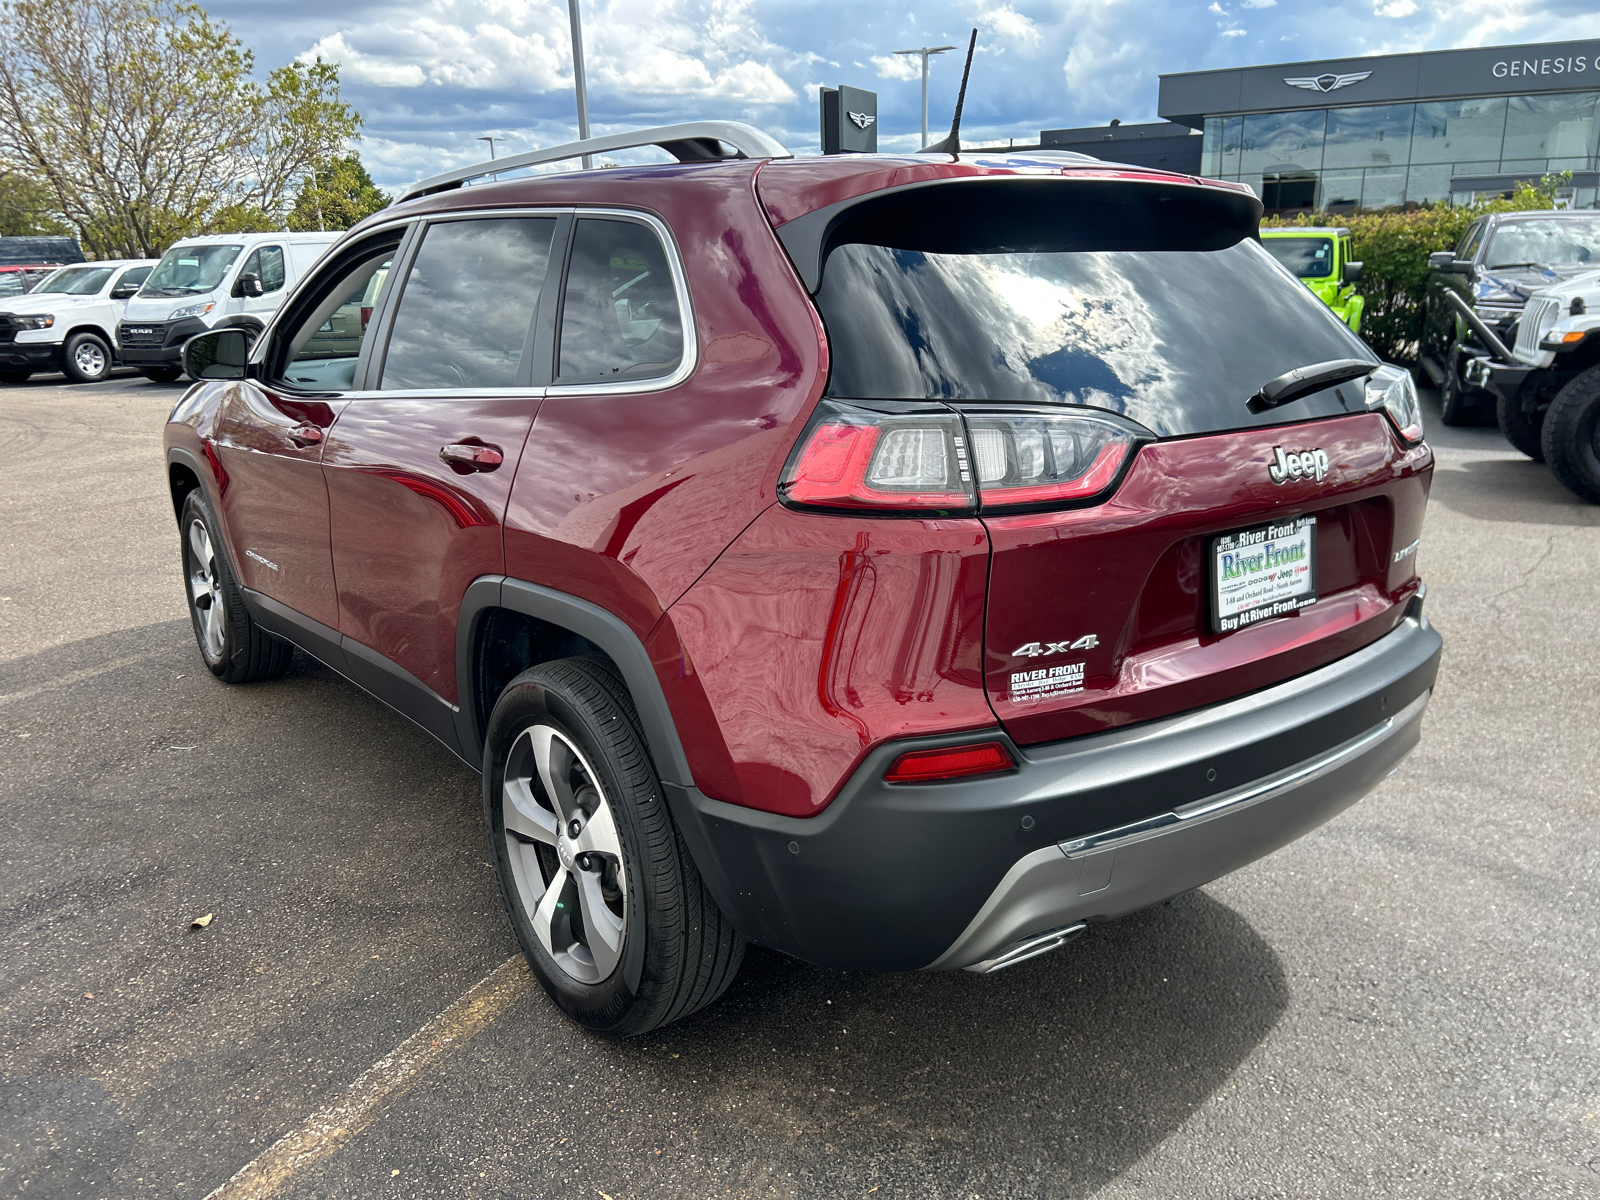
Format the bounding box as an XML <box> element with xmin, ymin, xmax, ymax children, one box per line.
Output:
<box><xmin>0</xmin><ymin>259</ymin><xmax>157</xmax><ymax>383</ymax></box>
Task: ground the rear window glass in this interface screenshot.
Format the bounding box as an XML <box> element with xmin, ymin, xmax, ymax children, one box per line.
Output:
<box><xmin>1262</xmin><ymin>237</ymin><xmax>1335</xmax><ymax>278</ymax></box>
<box><xmin>815</xmin><ymin>239</ymin><xmax>1373</xmax><ymax>438</ymax></box>
<box><xmin>556</xmin><ymin>218</ymin><xmax>683</xmax><ymax>386</ymax></box>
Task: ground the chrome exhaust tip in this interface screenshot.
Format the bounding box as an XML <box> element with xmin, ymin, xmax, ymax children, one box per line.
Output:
<box><xmin>963</xmin><ymin>922</ymin><xmax>1087</xmax><ymax>974</ymax></box>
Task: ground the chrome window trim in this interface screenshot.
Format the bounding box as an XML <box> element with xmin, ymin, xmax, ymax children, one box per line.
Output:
<box><xmin>545</xmin><ymin>207</ymin><xmax>698</xmax><ymax>398</ymax></box>
<box><xmin>255</xmin><ymin>205</ymin><xmax>696</xmax><ymax>403</ymax></box>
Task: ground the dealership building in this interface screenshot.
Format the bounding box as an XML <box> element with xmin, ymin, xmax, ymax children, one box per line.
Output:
<box><xmin>1138</xmin><ymin>38</ymin><xmax>1600</xmax><ymax>213</ymax></box>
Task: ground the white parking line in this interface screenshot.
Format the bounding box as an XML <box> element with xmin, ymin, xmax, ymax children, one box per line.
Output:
<box><xmin>0</xmin><ymin>649</ymin><xmax>173</xmax><ymax>707</ymax></box>
<box><xmin>202</xmin><ymin>955</ymin><xmax>532</xmax><ymax>1200</ymax></box>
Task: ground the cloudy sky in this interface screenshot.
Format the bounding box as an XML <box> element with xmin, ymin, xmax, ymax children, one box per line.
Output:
<box><xmin>210</xmin><ymin>0</ymin><xmax>1600</xmax><ymax>190</ymax></box>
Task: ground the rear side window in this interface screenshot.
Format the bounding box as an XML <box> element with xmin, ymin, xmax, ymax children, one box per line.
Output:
<box><xmin>815</xmin><ymin>240</ymin><xmax>1372</xmax><ymax>438</ymax></box>
<box><xmin>380</xmin><ymin>218</ymin><xmax>556</xmax><ymax>391</ymax></box>
<box><xmin>556</xmin><ymin>218</ymin><xmax>683</xmax><ymax>386</ymax></box>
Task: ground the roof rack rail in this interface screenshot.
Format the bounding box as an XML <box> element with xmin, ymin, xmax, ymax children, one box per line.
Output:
<box><xmin>395</xmin><ymin>121</ymin><xmax>792</xmax><ymax>204</ymax></box>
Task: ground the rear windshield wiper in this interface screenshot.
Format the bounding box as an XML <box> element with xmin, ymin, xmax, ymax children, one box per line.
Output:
<box><xmin>1247</xmin><ymin>359</ymin><xmax>1377</xmax><ymax>415</ymax></box>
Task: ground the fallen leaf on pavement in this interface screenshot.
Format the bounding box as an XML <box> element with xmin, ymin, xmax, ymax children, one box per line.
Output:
<box><xmin>190</xmin><ymin>913</ymin><xmax>214</xmax><ymax>929</ymax></box>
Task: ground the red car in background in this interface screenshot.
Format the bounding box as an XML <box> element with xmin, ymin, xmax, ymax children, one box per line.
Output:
<box><xmin>163</xmin><ymin>123</ymin><xmax>1440</xmax><ymax>1035</ymax></box>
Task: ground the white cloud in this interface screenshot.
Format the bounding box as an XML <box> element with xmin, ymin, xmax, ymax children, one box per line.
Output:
<box><xmin>872</xmin><ymin>53</ymin><xmax>926</xmax><ymax>81</ymax></box>
<box><xmin>1221</xmin><ymin>27</ymin><xmax>1248</xmax><ymax>35</ymax></box>
<box><xmin>1373</xmin><ymin>0</ymin><xmax>1417</xmax><ymax>15</ymax></box>
<box><xmin>1207</xmin><ymin>1</ymin><xmax>1225</xmax><ymax>12</ymax></box>
<box><xmin>978</xmin><ymin>5</ymin><xmax>1043</xmax><ymax>42</ymax></box>
<box><xmin>1240</xmin><ymin>0</ymin><xmax>1276</xmax><ymax>7</ymax></box>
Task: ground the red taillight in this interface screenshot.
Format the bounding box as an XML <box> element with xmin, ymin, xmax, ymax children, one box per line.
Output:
<box><xmin>780</xmin><ymin>401</ymin><xmax>1146</xmax><ymax>515</ymax></box>
<box><xmin>884</xmin><ymin>740</ymin><xmax>1015</xmax><ymax>783</ymax></box>
<box><xmin>782</xmin><ymin>409</ymin><xmax>975</xmax><ymax>512</ymax></box>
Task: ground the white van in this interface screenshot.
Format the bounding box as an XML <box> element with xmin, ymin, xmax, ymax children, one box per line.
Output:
<box><xmin>0</xmin><ymin>258</ymin><xmax>157</xmax><ymax>384</ymax></box>
<box><xmin>117</xmin><ymin>232</ymin><xmax>337</xmax><ymax>382</ymax></box>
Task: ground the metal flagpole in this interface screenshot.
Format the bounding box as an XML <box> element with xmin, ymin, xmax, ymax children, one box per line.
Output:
<box><xmin>568</xmin><ymin>0</ymin><xmax>593</xmax><ymax>168</ymax></box>
<box><xmin>894</xmin><ymin>45</ymin><xmax>956</xmax><ymax>148</ymax></box>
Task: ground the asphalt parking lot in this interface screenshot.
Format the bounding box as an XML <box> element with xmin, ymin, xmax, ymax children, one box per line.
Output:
<box><xmin>2</xmin><ymin>369</ymin><xmax>1598</xmax><ymax>1199</ymax></box>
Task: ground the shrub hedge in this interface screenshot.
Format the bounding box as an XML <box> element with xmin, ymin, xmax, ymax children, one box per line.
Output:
<box><xmin>1261</xmin><ymin>175</ymin><xmax>1567</xmax><ymax>362</ymax></box>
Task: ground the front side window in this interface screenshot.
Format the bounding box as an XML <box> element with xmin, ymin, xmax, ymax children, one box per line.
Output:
<box><xmin>141</xmin><ymin>245</ymin><xmax>243</xmax><ymax>296</ymax></box>
<box><xmin>1262</xmin><ymin>237</ymin><xmax>1335</xmax><ymax>279</ymax></box>
<box><xmin>380</xmin><ymin>218</ymin><xmax>556</xmax><ymax>391</ymax></box>
<box><xmin>556</xmin><ymin>218</ymin><xmax>684</xmax><ymax>386</ymax></box>
<box><xmin>1482</xmin><ymin>217</ymin><xmax>1600</xmax><ymax>269</ymax></box>
<box><xmin>116</xmin><ymin>266</ymin><xmax>152</xmax><ymax>291</ymax></box>
<box><xmin>240</xmin><ymin>246</ymin><xmax>286</xmax><ymax>293</ymax></box>
<box><xmin>33</xmin><ymin>266</ymin><xmax>115</xmax><ymax>295</ymax></box>
<box><xmin>1458</xmin><ymin>221</ymin><xmax>1486</xmax><ymax>260</ymax></box>
<box><xmin>275</xmin><ymin>241</ymin><xmax>398</xmax><ymax>391</ymax></box>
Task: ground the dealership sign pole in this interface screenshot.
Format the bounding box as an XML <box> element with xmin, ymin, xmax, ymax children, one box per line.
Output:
<box><xmin>568</xmin><ymin>0</ymin><xmax>593</xmax><ymax>169</ymax></box>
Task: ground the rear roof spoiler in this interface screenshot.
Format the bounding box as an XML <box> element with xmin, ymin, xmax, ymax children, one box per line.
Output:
<box><xmin>395</xmin><ymin>121</ymin><xmax>792</xmax><ymax>204</ymax></box>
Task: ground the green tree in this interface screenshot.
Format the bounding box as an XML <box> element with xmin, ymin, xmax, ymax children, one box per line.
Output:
<box><xmin>0</xmin><ymin>168</ymin><xmax>68</xmax><ymax>235</ymax></box>
<box><xmin>289</xmin><ymin>153</ymin><xmax>389</xmax><ymax>232</ymax></box>
<box><xmin>0</xmin><ymin>0</ymin><xmax>361</xmax><ymax>257</ymax></box>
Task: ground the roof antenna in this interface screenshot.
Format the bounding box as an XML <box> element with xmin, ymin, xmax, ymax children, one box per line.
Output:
<box><xmin>924</xmin><ymin>28</ymin><xmax>977</xmax><ymax>155</ymax></box>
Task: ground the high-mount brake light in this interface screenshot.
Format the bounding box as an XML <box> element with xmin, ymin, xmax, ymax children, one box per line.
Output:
<box><xmin>780</xmin><ymin>402</ymin><xmax>1146</xmax><ymax>515</ymax></box>
<box><xmin>884</xmin><ymin>740</ymin><xmax>1015</xmax><ymax>784</ymax></box>
<box><xmin>1364</xmin><ymin>363</ymin><xmax>1424</xmax><ymax>444</ymax></box>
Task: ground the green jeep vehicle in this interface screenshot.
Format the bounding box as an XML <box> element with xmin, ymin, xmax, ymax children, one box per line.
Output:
<box><xmin>1260</xmin><ymin>227</ymin><xmax>1366</xmax><ymax>335</ymax></box>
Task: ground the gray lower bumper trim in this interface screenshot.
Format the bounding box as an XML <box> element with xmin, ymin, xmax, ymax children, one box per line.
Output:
<box><xmin>926</xmin><ymin>687</ymin><xmax>1430</xmax><ymax>971</ymax></box>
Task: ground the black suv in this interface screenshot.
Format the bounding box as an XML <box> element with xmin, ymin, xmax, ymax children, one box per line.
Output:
<box><xmin>1421</xmin><ymin>210</ymin><xmax>1600</xmax><ymax>433</ymax></box>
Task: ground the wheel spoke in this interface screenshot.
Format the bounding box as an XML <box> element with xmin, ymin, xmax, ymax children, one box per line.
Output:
<box><xmin>575</xmin><ymin>869</ymin><xmax>624</xmax><ymax>978</ymax></box>
<box><xmin>529</xmin><ymin>725</ymin><xmax>579</xmax><ymax>820</ymax></box>
<box><xmin>188</xmin><ymin>520</ymin><xmax>210</xmax><ymax>568</ymax></box>
<box><xmin>502</xmin><ymin>776</ymin><xmax>558</xmax><ymax>845</ymax></box>
<box><xmin>575</xmin><ymin>796</ymin><xmax>622</xmax><ymax>859</ymax></box>
<box><xmin>530</xmin><ymin>865</ymin><xmax>569</xmax><ymax>958</ymax></box>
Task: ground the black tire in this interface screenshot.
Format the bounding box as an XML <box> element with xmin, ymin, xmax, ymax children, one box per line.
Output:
<box><xmin>61</xmin><ymin>331</ymin><xmax>113</xmax><ymax>383</ymax></box>
<box><xmin>141</xmin><ymin>365</ymin><xmax>184</xmax><ymax>383</ymax></box>
<box><xmin>483</xmin><ymin>655</ymin><xmax>744</xmax><ymax>1036</ymax></box>
<box><xmin>178</xmin><ymin>490</ymin><xmax>294</xmax><ymax>682</ymax></box>
<box><xmin>1438</xmin><ymin>366</ymin><xmax>1473</xmax><ymax>426</ymax></box>
<box><xmin>0</xmin><ymin>368</ymin><xmax>30</xmax><ymax>384</ymax></box>
<box><xmin>1497</xmin><ymin>383</ymin><xmax>1546</xmax><ymax>461</ymax></box>
<box><xmin>1541</xmin><ymin>367</ymin><xmax>1600</xmax><ymax>504</ymax></box>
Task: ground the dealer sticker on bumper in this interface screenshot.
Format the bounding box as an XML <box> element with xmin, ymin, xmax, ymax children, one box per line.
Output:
<box><xmin>1211</xmin><ymin>515</ymin><xmax>1318</xmax><ymax>634</ymax></box>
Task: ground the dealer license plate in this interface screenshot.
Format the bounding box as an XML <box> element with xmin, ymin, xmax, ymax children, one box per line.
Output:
<box><xmin>1210</xmin><ymin>516</ymin><xmax>1318</xmax><ymax>634</ymax></box>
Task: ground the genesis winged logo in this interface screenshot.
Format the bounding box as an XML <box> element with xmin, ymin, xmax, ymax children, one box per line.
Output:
<box><xmin>1284</xmin><ymin>71</ymin><xmax>1372</xmax><ymax>94</ymax></box>
<box><xmin>847</xmin><ymin>110</ymin><xmax>876</xmax><ymax>130</ymax></box>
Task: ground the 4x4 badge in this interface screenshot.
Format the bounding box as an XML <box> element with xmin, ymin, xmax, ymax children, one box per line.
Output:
<box><xmin>1268</xmin><ymin>446</ymin><xmax>1330</xmax><ymax>484</ymax></box>
<box><xmin>1012</xmin><ymin>634</ymin><xmax>1099</xmax><ymax>658</ymax></box>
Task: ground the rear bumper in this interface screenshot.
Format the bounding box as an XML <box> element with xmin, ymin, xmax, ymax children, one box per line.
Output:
<box><xmin>668</xmin><ymin>602</ymin><xmax>1441</xmax><ymax>972</ymax></box>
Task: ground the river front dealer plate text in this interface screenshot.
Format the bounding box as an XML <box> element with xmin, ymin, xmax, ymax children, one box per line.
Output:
<box><xmin>1210</xmin><ymin>515</ymin><xmax>1318</xmax><ymax>634</ymax></box>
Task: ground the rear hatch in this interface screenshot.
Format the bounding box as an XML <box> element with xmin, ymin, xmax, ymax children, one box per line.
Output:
<box><xmin>791</xmin><ymin>167</ymin><xmax>1432</xmax><ymax>746</ymax></box>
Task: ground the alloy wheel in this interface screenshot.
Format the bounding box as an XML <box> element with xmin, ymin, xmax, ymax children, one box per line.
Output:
<box><xmin>74</xmin><ymin>341</ymin><xmax>106</xmax><ymax>378</ymax></box>
<box><xmin>186</xmin><ymin>518</ymin><xmax>225</xmax><ymax>660</ymax></box>
<box><xmin>502</xmin><ymin>723</ymin><xmax>628</xmax><ymax>984</ymax></box>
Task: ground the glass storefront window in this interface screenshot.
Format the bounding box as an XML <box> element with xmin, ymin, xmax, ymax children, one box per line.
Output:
<box><xmin>1213</xmin><ymin>115</ymin><xmax>1242</xmax><ymax>175</ymax></box>
<box><xmin>1362</xmin><ymin>166</ymin><xmax>1406</xmax><ymax>211</ymax></box>
<box><xmin>1203</xmin><ymin>118</ymin><xmax>1222</xmax><ymax>175</ymax></box>
<box><xmin>1323</xmin><ymin>104</ymin><xmax>1415</xmax><ymax>169</ymax></box>
<box><xmin>1405</xmin><ymin>163</ymin><xmax>1453</xmax><ymax>206</ymax></box>
<box><xmin>1318</xmin><ymin>169</ymin><xmax>1363</xmax><ymax>212</ymax></box>
<box><xmin>1410</xmin><ymin>98</ymin><xmax>1507</xmax><ymax>165</ymax></box>
<box><xmin>1503</xmin><ymin>93</ymin><xmax>1598</xmax><ymax>162</ymax></box>
<box><xmin>1239</xmin><ymin>109</ymin><xmax>1326</xmax><ymax>175</ymax></box>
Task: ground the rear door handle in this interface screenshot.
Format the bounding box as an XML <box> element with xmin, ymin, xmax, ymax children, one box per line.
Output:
<box><xmin>288</xmin><ymin>423</ymin><xmax>324</xmax><ymax>447</ymax></box>
<box><xmin>440</xmin><ymin>442</ymin><xmax>504</xmax><ymax>473</ymax></box>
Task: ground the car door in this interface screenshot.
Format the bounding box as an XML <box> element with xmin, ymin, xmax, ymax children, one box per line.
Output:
<box><xmin>1425</xmin><ymin>219</ymin><xmax>1484</xmax><ymax>360</ymax></box>
<box><xmin>109</xmin><ymin>265</ymin><xmax>151</xmax><ymax>320</ymax></box>
<box><xmin>319</xmin><ymin>213</ymin><xmax>563</xmax><ymax>747</ymax></box>
<box><xmin>214</xmin><ymin>229</ymin><xmax>406</xmax><ymax>660</ymax></box>
<box><xmin>235</xmin><ymin>244</ymin><xmax>286</xmax><ymax>323</ymax></box>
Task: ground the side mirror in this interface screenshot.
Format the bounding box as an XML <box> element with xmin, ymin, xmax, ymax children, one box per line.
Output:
<box><xmin>1343</xmin><ymin>260</ymin><xmax>1364</xmax><ymax>284</ymax></box>
<box><xmin>233</xmin><ymin>271</ymin><xmax>264</xmax><ymax>298</ymax></box>
<box><xmin>182</xmin><ymin>328</ymin><xmax>250</xmax><ymax>381</ymax></box>
<box><xmin>1427</xmin><ymin>251</ymin><xmax>1455</xmax><ymax>271</ymax></box>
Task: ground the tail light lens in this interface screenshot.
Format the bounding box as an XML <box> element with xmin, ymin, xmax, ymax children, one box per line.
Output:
<box><xmin>780</xmin><ymin>401</ymin><xmax>1148</xmax><ymax>515</ymax></box>
<box><xmin>1365</xmin><ymin>363</ymin><xmax>1424</xmax><ymax>444</ymax></box>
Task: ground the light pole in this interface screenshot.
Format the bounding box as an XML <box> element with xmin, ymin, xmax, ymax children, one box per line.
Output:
<box><xmin>568</xmin><ymin>0</ymin><xmax>593</xmax><ymax>168</ymax></box>
<box><xmin>477</xmin><ymin>135</ymin><xmax>499</xmax><ymax>159</ymax></box>
<box><xmin>894</xmin><ymin>44</ymin><xmax>957</xmax><ymax>149</ymax></box>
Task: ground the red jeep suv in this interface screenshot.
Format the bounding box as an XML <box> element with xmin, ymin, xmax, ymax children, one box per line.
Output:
<box><xmin>164</xmin><ymin>122</ymin><xmax>1440</xmax><ymax>1035</ymax></box>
